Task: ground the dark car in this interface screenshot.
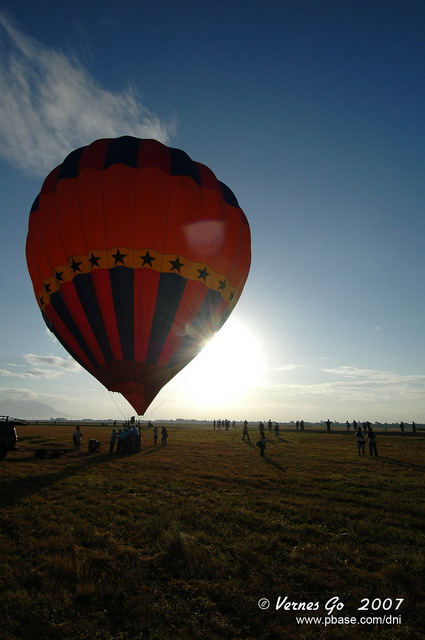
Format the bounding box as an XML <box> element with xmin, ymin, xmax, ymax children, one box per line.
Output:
<box><xmin>0</xmin><ymin>416</ymin><xmax>25</xmax><ymax>459</ymax></box>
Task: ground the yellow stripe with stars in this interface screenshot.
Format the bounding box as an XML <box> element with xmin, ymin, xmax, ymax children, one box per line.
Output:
<box><xmin>38</xmin><ymin>248</ymin><xmax>237</xmax><ymax>307</ymax></box>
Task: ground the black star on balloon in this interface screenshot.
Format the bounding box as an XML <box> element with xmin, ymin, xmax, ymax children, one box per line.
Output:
<box><xmin>140</xmin><ymin>251</ymin><xmax>155</xmax><ymax>267</ymax></box>
<box><xmin>229</xmin><ymin>291</ymin><xmax>235</xmax><ymax>302</ymax></box>
<box><xmin>44</xmin><ymin>282</ymin><xmax>51</xmax><ymax>293</ymax></box>
<box><xmin>54</xmin><ymin>270</ymin><xmax>64</xmax><ymax>282</ymax></box>
<box><xmin>89</xmin><ymin>253</ymin><xmax>101</xmax><ymax>267</ymax></box>
<box><xmin>112</xmin><ymin>249</ymin><xmax>126</xmax><ymax>265</ymax></box>
<box><xmin>197</xmin><ymin>267</ymin><xmax>210</xmax><ymax>281</ymax></box>
<box><xmin>70</xmin><ymin>259</ymin><xmax>82</xmax><ymax>273</ymax></box>
<box><xmin>169</xmin><ymin>256</ymin><xmax>184</xmax><ymax>273</ymax></box>
<box><xmin>39</xmin><ymin>296</ymin><xmax>45</xmax><ymax>305</ymax></box>
<box><xmin>218</xmin><ymin>279</ymin><xmax>227</xmax><ymax>291</ymax></box>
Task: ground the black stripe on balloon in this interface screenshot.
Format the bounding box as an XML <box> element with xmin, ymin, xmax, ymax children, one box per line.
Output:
<box><xmin>167</xmin><ymin>289</ymin><xmax>225</xmax><ymax>369</ymax></box>
<box><xmin>170</xmin><ymin>148</ymin><xmax>201</xmax><ymax>185</ymax></box>
<box><xmin>146</xmin><ymin>273</ymin><xmax>187</xmax><ymax>365</ymax></box>
<box><xmin>58</xmin><ymin>146</ymin><xmax>85</xmax><ymax>180</ymax></box>
<box><xmin>48</xmin><ymin>292</ymin><xmax>100</xmax><ymax>369</ymax></box>
<box><xmin>104</xmin><ymin>136</ymin><xmax>140</xmax><ymax>169</ymax></box>
<box><xmin>41</xmin><ymin>310</ymin><xmax>90</xmax><ymax>372</ymax></box>
<box><xmin>218</xmin><ymin>181</ymin><xmax>239</xmax><ymax>207</ymax></box>
<box><xmin>73</xmin><ymin>273</ymin><xmax>114</xmax><ymax>363</ymax></box>
<box><xmin>109</xmin><ymin>267</ymin><xmax>134</xmax><ymax>361</ymax></box>
<box><xmin>30</xmin><ymin>196</ymin><xmax>39</xmax><ymax>213</ymax></box>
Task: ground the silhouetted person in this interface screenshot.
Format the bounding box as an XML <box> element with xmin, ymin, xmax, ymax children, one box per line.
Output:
<box><xmin>355</xmin><ymin>427</ymin><xmax>365</xmax><ymax>456</ymax></box>
<box><xmin>109</xmin><ymin>428</ymin><xmax>117</xmax><ymax>453</ymax></box>
<box><xmin>257</xmin><ymin>434</ymin><xmax>266</xmax><ymax>457</ymax></box>
<box><xmin>242</xmin><ymin>423</ymin><xmax>250</xmax><ymax>442</ymax></box>
<box><xmin>153</xmin><ymin>425</ymin><xmax>158</xmax><ymax>445</ymax></box>
<box><xmin>161</xmin><ymin>426</ymin><xmax>168</xmax><ymax>446</ymax></box>
<box><xmin>367</xmin><ymin>426</ymin><xmax>378</xmax><ymax>456</ymax></box>
<box><xmin>400</xmin><ymin>421</ymin><xmax>405</xmax><ymax>432</ymax></box>
<box><xmin>326</xmin><ymin>419</ymin><xmax>331</xmax><ymax>432</ymax></box>
<box><xmin>412</xmin><ymin>421</ymin><xmax>416</xmax><ymax>433</ymax></box>
<box><xmin>116</xmin><ymin>428</ymin><xmax>123</xmax><ymax>453</ymax></box>
<box><xmin>73</xmin><ymin>426</ymin><xmax>83</xmax><ymax>451</ymax></box>
<box><xmin>274</xmin><ymin>422</ymin><xmax>280</xmax><ymax>438</ymax></box>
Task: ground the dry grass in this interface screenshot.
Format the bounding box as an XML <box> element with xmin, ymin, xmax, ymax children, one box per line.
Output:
<box><xmin>0</xmin><ymin>424</ymin><xmax>424</xmax><ymax>640</ymax></box>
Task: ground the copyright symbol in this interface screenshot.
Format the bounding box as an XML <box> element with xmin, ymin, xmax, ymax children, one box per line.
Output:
<box><xmin>258</xmin><ymin>598</ymin><xmax>270</xmax><ymax>610</ymax></box>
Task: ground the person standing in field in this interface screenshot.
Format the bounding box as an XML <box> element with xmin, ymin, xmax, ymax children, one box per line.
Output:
<box><xmin>242</xmin><ymin>422</ymin><xmax>250</xmax><ymax>442</ymax></box>
<box><xmin>412</xmin><ymin>421</ymin><xmax>416</xmax><ymax>433</ymax></box>
<box><xmin>109</xmin><ymin>428</ymin><xmax>117</xmax><ymax>453</ymax></box>
<box><xmin>274</xmin><ymin>422</ymin><xmax>280</xmax><ymax>438</ymax></box>
<box><xmin>161</xmin><ymin>426</ymin><xmax>168</xmax><ymax>446</ymax></box>
<box><xmin>367</xmin><ymin>426</ymin><xmax>378</xmax><ymax>456</ymax></box>
<box><xmin>153</xmin><ymin>425</ymin><xmax>159</xmax><ymax>445</ymax></box>
<box><xmin>116</xmin><ymin>428</ymin><xmax>123</xmax><ymax>453</ymax></box>
<box><xmin>355</xmin><ymin>426</ymin><xmax>365</xmax><ymax>456</ymax></box>
<box><xmin>73</xmin><ymin>425</ymin><xmax>83</xmax><ymax>451</ymax></box>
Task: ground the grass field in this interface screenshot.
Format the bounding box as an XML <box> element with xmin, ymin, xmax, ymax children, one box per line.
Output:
<box><xmin>1</xmin><ymin>423</ymin><xmax>424</xmax><ymax>640</ymax></box>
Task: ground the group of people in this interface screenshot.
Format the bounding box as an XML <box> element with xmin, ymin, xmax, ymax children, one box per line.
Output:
<box><xmin>213</xmin><ymin>419</ymin><xmax>235</xmax><ymax>430</ymax></box>
<box><xmin>354</xmin><ymin>423</ymin><xmax>378</xmax><ymax>456</ymax></box>
<box><xmin>109</xmin><ymin>423</ymin><xmax>141</xmax><ymax>453</ymax></box>
<box><xmin>109</xmin><ymin>424</ymin><xmax>168</xmax><ymax>452</ymax></box>
<box><xmin>241</xmin><ymin>421</ymin><xmax>281</xmax><ymax>457</ymax></box>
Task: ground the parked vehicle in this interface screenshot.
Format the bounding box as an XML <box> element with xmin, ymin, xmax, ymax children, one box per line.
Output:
<box><xmin>0</xmin><ymin>415</ymin><xmax>26</xmax><ymax>459</ymax></box>
<box><xmin>0</xmin><ymin>416</ymin><xmax>73</xmax><ymax>459</ymax></box>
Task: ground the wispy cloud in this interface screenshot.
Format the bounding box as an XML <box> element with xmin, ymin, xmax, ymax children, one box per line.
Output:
<box><xmin>0</xmin><ymin>354</ymin><xmax>81</xmax><ymax>379</ymax></box>
<box><xmin>0</xmin><ymin>13</ymin><xmax>175</xmax><ymax>175</ymax></box>
<box><xmin>265</xmin><ymin>365</ymin><xmax>425</xmax><ymax>407</ymax></box>
<box><xmin>272</xmin><ymin>364</ymin><xmax>307</xmax><ymax>371</ymax></box>
<box><xmin>0</xmin><ymin>387</ymin><xmax>39</xmax><ymax>400</ymax></box>
<box><xmin>320</xmin><ymin>366</ymin><xmax>425</xmax><ymax>386</ymax></box>
<box><xmin>24</xmin><ymin>353</ymin><xmax>81</xmax><ymax>371</ymax></box>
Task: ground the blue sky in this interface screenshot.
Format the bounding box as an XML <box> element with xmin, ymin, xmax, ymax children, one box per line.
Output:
<box><xmin>0</xmin><ymin>0</ymin><xmax>424</xmax><ymax>422</ymax></box>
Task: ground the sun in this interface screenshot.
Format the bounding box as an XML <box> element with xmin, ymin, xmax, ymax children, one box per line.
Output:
<box><xmin>176</xmin><ymin>316</ymin><xmax>265</xmax><ymax>406</ymax></box>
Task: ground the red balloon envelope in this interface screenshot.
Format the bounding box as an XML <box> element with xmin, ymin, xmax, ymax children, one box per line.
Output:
<box><xmin>26</xmin><ymin>137</ymin><xmax>251</xmax><ymax>414</ymax></box>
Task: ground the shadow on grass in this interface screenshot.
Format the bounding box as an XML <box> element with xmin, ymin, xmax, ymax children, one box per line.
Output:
<box><xmin>0</xmin><ymin>451</ymin><xmax>144</xmax><ymax>507</ymax></box>
<box><xmin>264</xmin><ymin>456</ymin><xmax>285</xmax><ymax>472</ymax></box>
<box><xmin>375</xmin><ymin>457</ymin><xmax>425</xmax><ymax>472</ymax></box>
<box><xmin>144</xmin><ymin>445</ymin><xmax>163</xmax><ymax>455</ymax></box>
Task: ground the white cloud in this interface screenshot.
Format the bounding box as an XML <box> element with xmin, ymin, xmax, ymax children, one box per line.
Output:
<box><xmin>272</xmin><ymin>364</ymin><xmax>307</xmax><ymax>371</ymax></box>
<box><xmin>264</xmin><ymin>365</ymin><xmax>425</xmax><ymax>407</ymax></box>
<box><xmin>0</xmin><ymin>13</ymin><xmax>175</xmax><ymax>175</ymax></box>
<box><xmin>0</xmin><ymin>387</ymin><xmax>39</xmax><ymax>400</ymax></box>
<box><xmin>0</xmin><ymin>353</ymin><xmax>82</xmax><ymax>379</ymax></box>
<box><xmin>0</xmin><ymin>367</ymin><xmax>62</xmax><ymax>379</ymax></box>
<box><xmin>24</xmin><ymin>353</ymin><xmax>81</xmax><ymax>371</ymax></box>
<box><xmin>320</xmin><ymin>366</ymin><xmax>425</xmax><ymax>386</ymax></box>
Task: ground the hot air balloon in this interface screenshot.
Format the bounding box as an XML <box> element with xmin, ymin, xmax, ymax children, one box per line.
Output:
<box><xmin>26</xmin><ymin>137</ymin><xmax>251</xmax><ymax>414</ymax></box>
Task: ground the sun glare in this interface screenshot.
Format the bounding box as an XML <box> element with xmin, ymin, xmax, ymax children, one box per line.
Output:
<box><xmin>177</xmin><ymin>317</ymin><xmax>265</xmax><ymax>406</ymax></box>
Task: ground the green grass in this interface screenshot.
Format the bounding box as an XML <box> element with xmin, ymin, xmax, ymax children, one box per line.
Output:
<box><xmin>0</xmin><ymin>424</ymin><xmax>424</xmax><ymax>640</ymax></box>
